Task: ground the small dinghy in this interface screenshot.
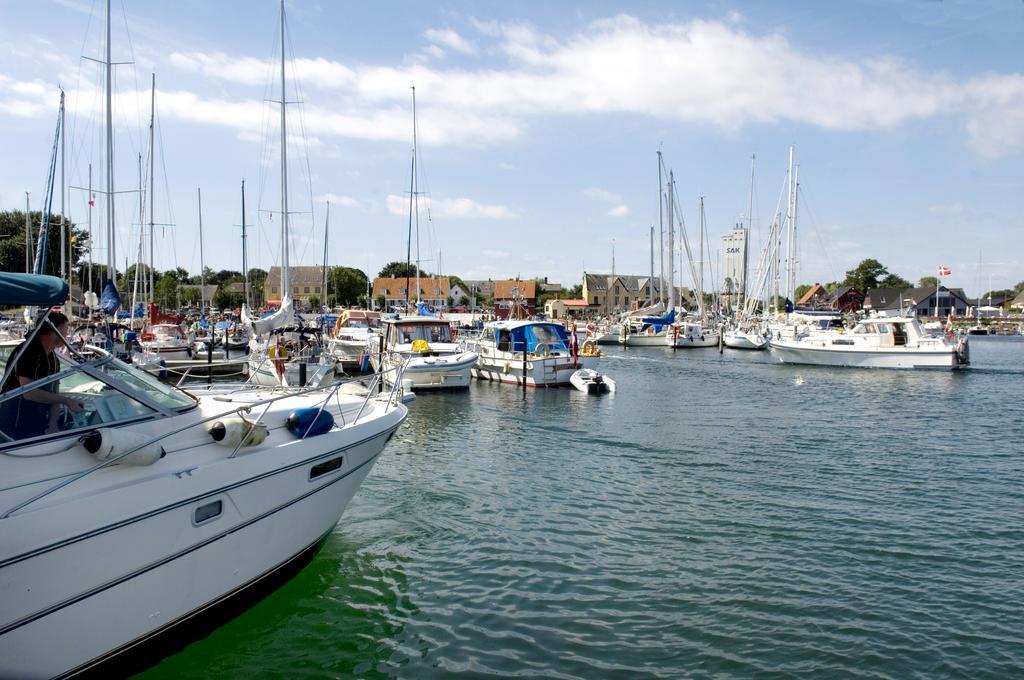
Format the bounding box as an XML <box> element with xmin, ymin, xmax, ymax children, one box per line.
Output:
<box><xmin>570</xmin><ymin>368</ymin><xmax>616</xmax><ymax>394</ymax></box>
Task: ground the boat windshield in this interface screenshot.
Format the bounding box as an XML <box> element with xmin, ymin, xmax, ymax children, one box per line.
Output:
<box><xmin>395</xmin><ymin>323</ymin><xmax>452</xmax><ymax>344</ymax></box>
<box><xmin>0</xmin><ymin>348</ymin><xmax>194</xmax><ymax>445</ymax></box>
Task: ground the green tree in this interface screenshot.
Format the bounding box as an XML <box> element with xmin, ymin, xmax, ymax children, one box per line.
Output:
<box><xmin>918</xmin><ymin>276</ymin><xmax>938</xmax><ymax>288</ymax></box>
<box><xmin>378</xmin><ymin>261</ymin><xmax>425</xmax><ymax>279</ymax></box>
<box><xmin>154</xmin><ymin>273</ymin><xmax>178</xmax><ymax>309</ymax></box>
<box><xmin>374</xmin><ymin>294</ymin><xmax>385</xmax><ymax>310</ymax></box>
<box><xmin>795</xmin><ymin>283</ymin><xmax>813</xmax><ymax>301</ymax></box>
<box><xmin>328</xmin><ymin>266</ymin><xmax>369</xmax><ymax>306</ymax></box>
<box><xmin>0</xmin><ymin>210</ymin><xmax>88</xmax><ymax>276</ymax></box>
<box><xmin>879</xmin><ymin>273</ymin><xmax>912</xmax><ymax>288</ymax></box>
<box><xmin>180</xmin><ymin>287</ymin><xmax>201</xmax><ymax>305</ymax></box>
<box><xmin>307</xmin><ymin>294</ymin><xmax>321</xmax><ymax>310</ymax></box>
<box><xmin>247</xmin><ymin>268</ymin><xmax>267</xmax><ymax>305</ymax></box>
<box><xmin>562</xmin><ymin>284</ymin><xmax>583</xmax><ymax>299</ymax></box>
<box><xmin>842</xmin><ymin>258</ymin><xmax>901</xmax><ymax>291</ymax></box>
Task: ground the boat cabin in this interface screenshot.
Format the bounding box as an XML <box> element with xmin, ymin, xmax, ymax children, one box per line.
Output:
<box><xmin>490</xmin><ymin>322</ymin><xmax>570</xmax><ymax>354</ymax></box>
<box><xmin>384</xmin><ymin>318</ymin><xmax>455</xmax><ymax>347</ymax></box>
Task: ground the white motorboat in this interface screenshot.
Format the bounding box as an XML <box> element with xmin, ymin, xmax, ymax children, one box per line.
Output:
<box><xmin>372</xmin><ymin>316</ymin><xmax>477</xmax><ymax>390</ymax></box>
<box><xmin>770</xmin><ymin>315</ymin><xmax>970</xmax><ymax>369</ymax></box>
<box><xmin>462</xmin><ymin>320</ymin><xmax>599</xmax><ymax>387</ymax></box>
<box><xmin>569</xmin><ymin>368</ymin><xmax>616</xmax><ymax>394</ymax></box>
<box><xmin>138</xmin><ymin>323</ymin><xmax>191</xmax><ymax>362</ymax></box>
<box><xmin>0</xmin><ymin>276</ymin><xmax>409</xmax><ymax>677</ymax></box>
<box><xmin>326</xmin><ymin>310</ymin><xmax>381</xmax><ymax>368</ymax></box>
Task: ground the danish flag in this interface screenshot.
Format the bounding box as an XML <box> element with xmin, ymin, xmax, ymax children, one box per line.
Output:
<box><xmin>938</xmin><ymin>265</ymin><xmax>951</xmax><ymax>276</ymax></box>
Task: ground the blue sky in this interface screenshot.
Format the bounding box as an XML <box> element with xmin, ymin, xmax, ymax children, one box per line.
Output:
<box><xmin>1</xmin><ymin>0</ymin><xmax>1022</xmax><ymax>297</ymax></box>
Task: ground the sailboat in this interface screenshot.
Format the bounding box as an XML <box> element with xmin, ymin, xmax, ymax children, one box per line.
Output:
<box><xmin>0</xmin><ymin>4</ymin><xmax>408</xmax><ymax>676</ymax></box>
<box><xmin>242</xmin><ymin>6</ymin><xmax>335</xmax><ymax>388</ymax></box>
<box><xmin>371</xmin><ymin>87</ymin><xmax>478</xmax><ymax>390</ymax></box>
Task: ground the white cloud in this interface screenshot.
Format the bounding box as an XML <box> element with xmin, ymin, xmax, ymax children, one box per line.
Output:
<box><xmin>423</xmin><ymin>28</ymin><xmax>477</xmax><ymax>55</ymax></box>
<box><xmin>317</xmin><ymin>193</ymin><xmax>364</xmax><ymax>209</ymax></box>
<box><xmin>608</xmin><ymin>205</ymin><xmax>630</xmax><ymax>217</ymax></box>
<box><xmin>583</xmin><ymin>187</ymin><xmax>621</xmax><ymax>202</ymax></box>
<box><xmin>385</xmin><ymin>194</ymin><xmax>517</xmax><ymax>219</ymax></box>
<box><xmin>482</xmin><ymin>249</ymin><xmax>510</xmax><ymax>258</ymax></box>
<box><xmin>5</xmin><ymin>13</ymin><xmax>1024</xmax><ymax>156</ymax></box>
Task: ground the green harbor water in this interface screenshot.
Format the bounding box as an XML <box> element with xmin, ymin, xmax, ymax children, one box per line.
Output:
<box><xmin>140</xmin><ymin>337</ymin><xmax>1024</xmax><ymax>678</ymax></box>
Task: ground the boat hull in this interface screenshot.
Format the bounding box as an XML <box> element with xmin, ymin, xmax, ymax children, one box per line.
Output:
<box><xmin>723</xmin><ymin>332</ymin><xmax>767</xmax><ymax>350</ymax></box>
<box><xmin>472</xmin><ymin>354</ymin><xmax>597</xmax><ymax>387</ymax></box>
<box><xmin>0</xmin><ymin>401</ymin><xmax>406</xmax><ymax>677</ymax></box>
<box><xmin>379</xmin><ymin>351</ymin><xmax>478</xmax><ymax>391</ymax></box>
<box><xmin>770</xmin><ymin>341</ymin><xmax>962</xmax><ymax>369</ymax></box>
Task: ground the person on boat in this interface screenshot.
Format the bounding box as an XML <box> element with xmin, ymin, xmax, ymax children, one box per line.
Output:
<box><xmin>0</xmin><ymin>313</ymin><xmax>84</xmax><ymax>440</ymax></box>
<box><xmin>568</xmin><ymin>323</ymin><xmax>580</xmax><ymax>366</ymax></box>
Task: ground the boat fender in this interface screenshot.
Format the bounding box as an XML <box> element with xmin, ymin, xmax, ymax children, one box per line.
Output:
<box><xmin>208</xmin><ymin>416</ymin><xmax>269</xmax><ymax>448</ymax></box>
<box><xmin>286</xmin><ymin>407</ymin><xmax>335</xmax><ymax>438</ymax></box>
<box><xmin>80</xmin><ymin>428</ymin><xmax>165</xmax><ymax>466</ymax></box>
<box><xmin>502</xmin><ymin>361</ymin><xmax>511</xmax><ymax>375</ymax></box>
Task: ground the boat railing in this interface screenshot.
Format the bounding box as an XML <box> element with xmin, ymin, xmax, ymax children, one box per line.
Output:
<box><xmin>1</xmin><ymin>362</ymin><xmax>408</xmax><ymax>520</ymax></box>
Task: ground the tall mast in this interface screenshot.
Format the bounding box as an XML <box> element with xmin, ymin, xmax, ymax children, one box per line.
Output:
<box><xmin>657</xmin><ymin>150</ymin><xmax>665</xmax><ymax>304</ymax></box>
<box><xmin>791</xmin><ymin>162</ymin><xmax>799</xmax><ymax>306</ymax></box>
<box><xmin>105</xmin><ymin>0</ymin><xmax>115</xmax><ymax>282</ymax></box>
<box><xmin>147</xmin><ymin>73</ymin><xmax>155</xmax><ymax>306</ymax></box>
<box><xmin>279</xmin><ymin>0</ymin><xmax>290</xmax><ymax>302</ymax></box>
<box><xmin>24</xmin><ymin>192</ymin><xmax>31</xmax><ymax>273</ymax></box>
<box><xmin>322</xmin><ymin>200</ymin><xmax>329</xmax><ymax>308</ymax></box>
<box><xmin>240</xmin><ymin>179</ymin><xmax>249</xmax><ymax>309</ymax></box>
<box><xmin>785</xmin><ymin>145</ymin><xmax>795</xmax><ymax>306</ymax></box>
<box><xmin>743</xmin><ymin>153</ymin><xmax>755</xmax><ymax>306</ymax></box>
<box><xmin>198</xmin><ymin>187</ymin><xmax>205</xmax><ymax>310</ymax></box>
<box><xmin>412</xmin><ymin>86</ymin><xmax>421</xmax><ymax>305</ymax></box>
<box><xmin>131</xmin><ymin>153</ymin><xmax>143</xmax><ymax>322</ymax></box>
<box><xmin>667</xmin><ymin>170</ymin><xmax>676</xmax><ymax>310</ymax></box>
<box><xmin>649</xmin><ymin>226</ymin><xmax>654</xmax><ymax>305</ymax></box>
<box><xmin>404</xmin><ymin>151</ymin><xmax>414</xmax><ymax>310</ymax></box>
<box><xmin>699</xmin><ymin>196</ymin><xmax>705</xmax><ymax>317</ymax></box>
<box><xmin>86</xmin><ymin>166</ymin><xmax>92</xmax><ymax>299</ymax></box>
<box><xmin>59</xmin><ymin>89</ymin><xmax>67</xmax><ymax>287</ymax></box>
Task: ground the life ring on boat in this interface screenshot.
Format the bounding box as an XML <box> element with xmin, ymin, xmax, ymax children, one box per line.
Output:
<box><xmin>412</xmin><ymin>339</ymin><xmax>430</xmax><ymax>354</ymax></box>
<box><xmin>580</xmin><ymin>339</ymin><xmax>599</xmax><ymax>356</ymax></box>
<box><xmin>269</xmin><ymin>342</ymin><xmax>288</xmax><ymax>380</ymax></box>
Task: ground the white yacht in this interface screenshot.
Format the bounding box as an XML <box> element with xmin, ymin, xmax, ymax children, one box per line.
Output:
<box><xmin>138</xmin><ymin>323</ymin><xmax>191</xmax><ymax>362</ymax></box>
<box><xmin>463</xmin><ymin>320</ymin><xmax>600</xmax><ymax>387</ymax></box>
<box><xmin>373</xmin><ymin>316</ymin><xmax>478</xmax><ymax>390</ymax></box>
<box><xmin>770</xmin><ymin>315</ymin><xmax>970</xmax><ymax>369</ymax></box>
<box><xmin>326</xmin><ymin>310</ymin><xmax>381</xmax><ymax>369</ymax></box>
<box><xmin>723</xmin><ymin>327</ymin><xmax>768</xmax><ymax>350</ymax></box>
<box><xmin>669</xmin><ymin>320</ymin><xmax>721</xmax><ymax>348</ymax></box>
<box><xmin>0</xmin><ymin>275</ymin><xmax>408</xmax><ymax>677</ymax></box>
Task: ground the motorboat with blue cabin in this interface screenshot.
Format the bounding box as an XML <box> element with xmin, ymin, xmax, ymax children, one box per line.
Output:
<box><xmin>463</xmin><ymin>320</ymin><xmax>600</xmax><ymax>387</ymax></box>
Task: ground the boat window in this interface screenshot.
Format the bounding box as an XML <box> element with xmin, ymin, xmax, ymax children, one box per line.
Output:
<box><xmin>0</xmin><ymin>367</ymin><xmax>159</xmax><ymax>444</ymax></box>
<box><xmin>92</xmin><ymin>359</ymin><xmax>195</xmax><ymax>410</ymax></box>
<box><xmin>310</xmin><ymin>455</ymin><xmax>344</xmax><ymax>480</ymax></box>
<box><xmin>193</xmin><ymin>500</ymin><xmax>223</xmax><ymax>525</ymax></box>
<box><xmin>877</xmin><ymin>324</ymin><xmax>890</xmax><ymax>334</ymax></box>
<box><xmin>526</xmin><ymin>324</ymin><xmax>568</xmax><ymax>352</ymax></box>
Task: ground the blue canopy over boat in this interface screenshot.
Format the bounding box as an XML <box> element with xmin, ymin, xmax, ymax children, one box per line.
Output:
<box><xmin>493</xmin><ymin>323</ymin><xmax>570</xmax><ymax>353</ymax></box>
<box><xmin>640</xmin><ymin>308</ymin><xmax>676</xmax><ymax>333</ymax></box>
<box><xmin>416</xmin><ymin>302</ymin><xmax>435</xmax><ymax>317</ymax></box>
<box><xmin>0</xmin><ymin>272</ymin><xmax>68</xmax><ymax>306</ymax></box>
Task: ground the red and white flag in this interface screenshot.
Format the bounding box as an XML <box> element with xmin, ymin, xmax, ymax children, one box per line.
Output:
<box><xmin>938</xmin><ymin>265</ymin><xmax>951</xmax><ymax>276</ymax></box>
